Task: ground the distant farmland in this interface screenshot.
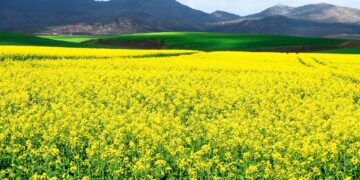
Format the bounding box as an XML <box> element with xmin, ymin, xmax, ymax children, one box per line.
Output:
<box><xmin>2</xmin><ymin>32</ymin><xmax>360</xmax><ymax>53</ymax></box>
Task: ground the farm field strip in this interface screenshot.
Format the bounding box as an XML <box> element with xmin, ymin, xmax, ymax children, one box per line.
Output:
<box><xmin>0</xmin><ymin>46</ymin><xmax>359</xmax><ymax>179</ymax></box>
<box><xmin>0</xmin><ymin>46</ymin><xmax>198</xmax><ymax>61</ymax></box>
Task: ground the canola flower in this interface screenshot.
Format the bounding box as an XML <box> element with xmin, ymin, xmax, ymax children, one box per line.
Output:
<box><xmin>0</xmin><ymin>45</ymin><xmax>197</xmax><ymax>60</ymax></box>
<box><xmin>0</xmin><ymin>46</ymin><xmax>359</xmax><ymax>179</ymax></box>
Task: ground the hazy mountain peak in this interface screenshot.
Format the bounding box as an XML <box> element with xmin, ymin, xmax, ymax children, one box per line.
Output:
<box><xmin>243</xmin><ymin>3</ymin><xmax>360</xmax><ymax>24</ymax></box>
<box><xmin>288</xmin><ymin>3</ymin><xmax>360</xmax><ymax>24</ymax></box>
<box><xmin>310</xmin><ymin>3</ymin><xmax>335</xmax><ymax>7</ymax></box>
<box><xmin>251</xmin><ymin>4</ymin><xmax>294</xmax><ymax>17</ymax></box>
<box><xmin>211</xmin><ymin>10</ymin><xmax>240</xmax><ymax>21</ymax></box>
<box><xmin>273</xmin><ymin>4</ymin><xmax>293</xmax><ymax>8</ymax></box>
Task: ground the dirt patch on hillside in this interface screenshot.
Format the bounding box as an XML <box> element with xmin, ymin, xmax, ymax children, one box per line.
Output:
<box><xmin>339</xmin><ymin>41</ymin><xmax>360</xmax><ymax>48</ymax></box>
<box><xmin>86</xmin><ymin>39</ymin><xmax>166</xmax><ymax>49</ymax></box>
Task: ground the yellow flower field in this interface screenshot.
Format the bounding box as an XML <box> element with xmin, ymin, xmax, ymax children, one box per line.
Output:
<box><xmin>0</xmin><ymin>46</ymin><xmax>359</xmax><ymax>179</ymax></box>
<box><xmin>0</xmin><ymin>45</ymin><xmax>197</xmax><ymax>60</ymax></box>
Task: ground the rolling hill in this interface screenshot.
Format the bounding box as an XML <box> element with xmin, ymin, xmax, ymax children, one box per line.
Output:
<box><xmin>0</xmin><ymin>0</ymin><xmax>215</xmax><ymax>34</ymax></box>
<box><xmin>86</xmin><ymin>32</ymin><xmax>350</xmax><ymax>52</ymax></box>
<box><xmin>1</xmin><ymin>31</ymin><xmax>360</xmax><ymax>53</ymax></box>
<box><xmin>1</xmin><ymin>1</ymin><xmax>360</xmax><ymax>36</ymax></box>
<box><xmin>230</xmin><ymin>3</ymin><xmax>360</xmax><ymax>24</ymax></box>
<box><xmin>0</xmin><ymin>32</ymin><xmax>106</xmax><ymax>48</ymax></box>
<box><xmin>286</xmin><ymin>3</ymin><xmax>360</xmax><ymax>24</ymax></box>
<box><xmin>209</xmin><ymin>16</ymin><xmax>360</xmax><ymax>37</ymax></box>
<box><xmin>210</xmin><ymin>4</ymin><xmax>360</xmax><ymax>36</ymax></box>
<box><xmin>0</xmin><ymin>32</ymin><xmax>349</xmax><ymax>51</ymax></box>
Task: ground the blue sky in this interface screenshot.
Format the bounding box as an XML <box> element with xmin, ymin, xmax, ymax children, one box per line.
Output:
<box><xmin>177</xmin><ymin>0</ymin><xmax>358</xmax><ymax>15</ymax></box>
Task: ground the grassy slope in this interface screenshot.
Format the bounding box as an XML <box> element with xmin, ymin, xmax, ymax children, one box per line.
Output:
<box><xmin>103</xmin><ymin>32</ymin><xmax>348</xmax><ymax>51</ymax></box>
<box><xmin>39</xmin><ymin>35</ymin><xmax>100</xmax><ymax>43</ymax></box>
<box><xmin>1</xmin><ymin>31</ymin><xmax>355</xmax><ymax>53</ymax></box>
<box><xmin>0</xmin><ymin>32</ymin><xmax>104</xmax><ymax>48</ymax></box>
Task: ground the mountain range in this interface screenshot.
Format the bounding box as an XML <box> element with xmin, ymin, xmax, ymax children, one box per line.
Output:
<box><xmin>1</xmin><ymin>0</ymin><xmax>360</xmax><ymax>36</ymax></box>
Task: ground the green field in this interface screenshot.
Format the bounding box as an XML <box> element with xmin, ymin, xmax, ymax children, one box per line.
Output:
<box><xmin>0</xmin><ymin>32</ymin><xmax>105</xmax><ymax>48</ymax></box>
<box><xmin>102</xmin><ymin>32</ymin><xmax>348</xmax><ymax>51</ymax></box>
<box><xmin>1</xmin><ymin>31</ymin><xmax>357</xmax><ymax>53</ymax></box>
<box><xmin>38</xmin><ymin>35</ymin><xmax>100</xmax><ymax>43</ymax></box>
